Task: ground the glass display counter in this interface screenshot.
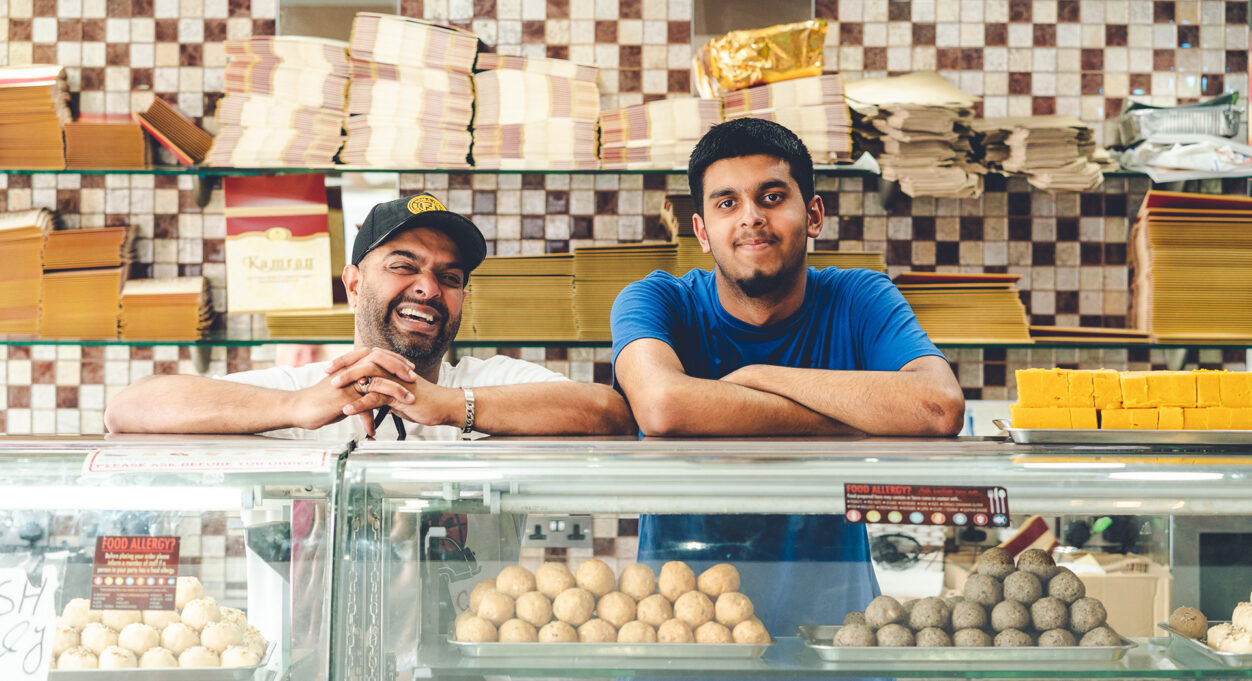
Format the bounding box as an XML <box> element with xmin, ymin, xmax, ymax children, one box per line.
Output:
<box><xmin>0</xmin><ymin>435</ymin><xmax>346</xmax><ymax>680</ymax></box>
<box><xmin>334</xmin><ymin>436</ymin><xmax>1252</xmax><ymax>680</ymax></box>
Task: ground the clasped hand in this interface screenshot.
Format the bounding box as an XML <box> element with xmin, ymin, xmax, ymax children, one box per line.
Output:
<box><xmin>309</xmin><ymin>347</ymin><xmax>462</xmax><ymax>436</ymax></box>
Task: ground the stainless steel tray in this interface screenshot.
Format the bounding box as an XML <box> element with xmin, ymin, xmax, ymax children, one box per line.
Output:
<box><xmin>449</xmin><ymin>637</ymin><xmax>772</xmax><ymax>659</ymax></box>
<box><xmin>798</xmin><ymin>625</ymin><xmax>1136</xmax><ymax>663</ymax></box>
<box><xmin>50</xmin><ymin>642</ymin><xmax>274</xmax><ymax>680</ymax></box>
<box><xmin>1160</xmin><ymin>622</ymin><xmax>1252</xmax><ymax>667</ymax></box>
<box><xmin>994</xmin><ymin>420</ymin><xmax>1252</xmax><ymax>446</ymax></box>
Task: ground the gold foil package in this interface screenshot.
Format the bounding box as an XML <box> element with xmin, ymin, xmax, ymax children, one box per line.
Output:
<box><xmin>692</xmin><ymin>19</ymin><xmax>828</xmax><ymax>98</ymax></box>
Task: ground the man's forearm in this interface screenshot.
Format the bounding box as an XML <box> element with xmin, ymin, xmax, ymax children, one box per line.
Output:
<box><xmin>724</xmin><ymin>364</ymin><xmax>963</xmax><ymax>436</ymax></box>
<box><xmin>631</xmin><ymin>375</ymin><xmax>856</xmax><ymax>437</ymax></box>
<box><xmin>105</xmin><ymin>375</ymin><xmax>303</xmax><ymax>434</ymax></box>
<box><xmin>472</xmin><ymin>382</ymin><xmax>637</xmax><ymax>435</ymax></box>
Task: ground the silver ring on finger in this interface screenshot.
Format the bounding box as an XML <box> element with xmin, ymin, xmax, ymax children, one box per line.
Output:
<box><xmin>355</xmin><ymin>376</ymin><xmax>372</xmax><ymax>395</ymax></box>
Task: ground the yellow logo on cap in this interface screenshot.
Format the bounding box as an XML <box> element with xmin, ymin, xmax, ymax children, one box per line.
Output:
<box><xmin>407</xmin><ymin>194</ymin><xmax>446</xmax><ymax>214</ymax></box>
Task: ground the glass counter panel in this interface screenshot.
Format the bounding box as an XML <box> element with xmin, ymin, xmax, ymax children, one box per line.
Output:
<box><xmin>337</xmin><ymin>439</ymin><xmax>1252</xmax><ymax>680</ymax></box>
<box><xmin>0</xmin><ymin>437</ymin><xmax>346</xmax><ymax>680</ymax></box>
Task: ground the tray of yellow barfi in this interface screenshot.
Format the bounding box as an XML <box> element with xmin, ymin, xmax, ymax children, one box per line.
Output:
<box><xmin>999</xmin><ymin>369</ymin><xmax>1252</xmax><ymax>445</ymax></box>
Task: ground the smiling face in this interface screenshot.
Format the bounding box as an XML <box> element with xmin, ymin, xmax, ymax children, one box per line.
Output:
<box><xmin>693</xmin><ymin>153</ymin><xmax>823</xmax><ymax>299</ymax></box>
<box><xmin>344</xmin><ymin>226</ymin><xmax>466</xmax><ymax>373</ymax></box>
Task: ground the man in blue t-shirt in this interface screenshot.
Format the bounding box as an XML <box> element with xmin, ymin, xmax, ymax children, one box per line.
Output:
<box><xmin>610</xmin><ymin>118</ymin><xmax>965</xmax><ymax>637</ymax></box>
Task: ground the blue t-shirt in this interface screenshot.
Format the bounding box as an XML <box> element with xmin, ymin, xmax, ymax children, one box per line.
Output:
<box><xmin>610</xmin><ymin>266</ymin><xmax>944</xmax><ymax>636</ymax></box>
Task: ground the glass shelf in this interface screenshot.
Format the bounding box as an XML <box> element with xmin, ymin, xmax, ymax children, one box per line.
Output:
<box><xmin>0</xmin><ymin>165</ymin><xmax>1151</xmax><ymax>180</ymax></box>
<box><xmin>0</xmin><ymin>333</ymin><xmax>1246</xmax><ymax>350</ymax></box>
<box><xmin>413</xmin><ymin>635</ymin><xmax>1249</xmax><ymax>678</ymax></box>
<box><xmin>0</xmin><ymin>165</ymin><xmax>877</xmax><ymax>177</ymax></box>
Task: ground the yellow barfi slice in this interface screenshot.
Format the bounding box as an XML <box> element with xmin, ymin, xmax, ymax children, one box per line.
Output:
<box><xmin>1207</xmin><ymin>407</ymin><xmax>1233</xmax><ymax>430</ymax></box>
<box><xmin>1183</xmin><ymin>408</ymin><xmax>1209</xmax><ymax>430</ymax></box>
<box><xmin>1069</xmin><ymin>408</ymin><xmax>1098</xmax><ymax>429</ymax></box>
<box><xmin>1091</xmin><ymin>370</ymin><xmax>1122</xmax><ymax>409</ymax></box>
<box><xmin>1011</xmin><ymin>405</ymin><xmax>1071</xmax><ymax>429</ymax></box>
<box><xmin>1195</xmin><ymin>370</ymin><xmax>1224</xmax><ymax>407</ymax></box>
<box><xmin>1147</xmin><ymin>371</ymin><xmax>1197</xmax><ymax>408</ymax></box>
<box><xmin>1101</xmin><ymin>409</ymin><xmax>1131</xmax><ymax>429</ymax></box>
<box><xmin>1120</xmin><ymin>372</ymin><xmax>1152</xmax><ymax>408</ymax></box>
<box><xmin>1231</xmin><ymin>408</ymin><xmax>1252</xmax><ymax>430</ymax></box>
<box><xmin>1015</xmin><ymin>369</ymin><xmax>1069</xmax><ymax>407</ymax></box>
<box><xmin>1158</xmin><ymin>407</ymin><xmax>1184</xmax><ymax>430</ymax></box>
<box><xmin>1220</xmin><ymin>372</ymin><xmax>1252</xmax><ymax>408</ymax></box>
<box><xmin>1067</xmin><ymin>372</ymin><xmax>1095</xmax><ymax>408</ymax></box>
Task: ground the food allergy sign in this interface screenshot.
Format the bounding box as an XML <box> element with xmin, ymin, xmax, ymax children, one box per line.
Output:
<box><xmin>90</xmin><ymin>536</ymin><xmax>180</xmax><ymax>611</ymax></box>
<box><xmin>844</xmin><ymin>483</ymin><xmax>1010</xmax><ymax>527</ymax></box>
<box><xmin>0</xmin><ymin>566</ymin><xmax>57</xmax><ymax>681</ymax></box>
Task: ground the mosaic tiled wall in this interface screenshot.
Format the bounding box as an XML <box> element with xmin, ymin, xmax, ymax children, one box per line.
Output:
<box><xmin>1</xmin><ymin>0</ymin><xmax>1251</xmax><ymax>433</ymax></box>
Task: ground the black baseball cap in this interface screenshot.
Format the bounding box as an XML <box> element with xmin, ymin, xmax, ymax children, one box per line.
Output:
<box><xmin>351</xmin><ymin>192</ymin><xmax>487</xmax><ymax>274</ymax></box>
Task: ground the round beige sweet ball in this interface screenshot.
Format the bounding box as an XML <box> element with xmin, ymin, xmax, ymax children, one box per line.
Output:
<box><xmin>618</xmin><ymin>563</ymin><xmax>657</xmax><ymax>601</ymax></box>
<box><xmin>658</xmin><ymin>562</ymin><xmax>696</xmax><ymax>602</ymax></box>
<box><xmin>577</xmin><ymin>618</ymin><xmax>617</xmax><ymax>642</ymax></box>
<box><xmin>657</xmin><ymin>618</ymin><xmax>694</xmax><ymax>643</ymax></box>
<box><xmin>496</xmin><ymin>566</ymin><xmax>536</xmax><ymax>599</ymax></box>
<box><xmin>538</xmin><ymin>621</ymin><xmax>577</xmax><ymax>642</ymax></box>
<box><xmin>454</xmin><ymin>615</ymin><xmax>497</xmax><ymax>643</ymax></box>
<box><xmin>714</xmin><ymin>592</ymin><xmax>754</xmax><ymax>627</ymax></box>
<box><xmin>515</xmin><ymin>591</ymin><xmax>553</xmax><ymax>627</ymax></box>
<box><xmin>574</xmin><ymin>559</ymin><xmax>616</xmax><ymax>598</ymax></box>
<box><xmin>617</xmin><ymin>620</ymin><xmax>658</xmax><ymax>643</ymax></box>
<box><xmin>552</xmin><ymin>587</ymin><xmax>596</xmax><ymax>626</ymax></box>
<box><xmin>596</xmin><ymin>591</ymin><xmax>637</xmax><ymax>629</ymax></box>
<box><xmin>469</xmin><ymin>579</ymin><xmax>496</xmax><ymax>613</ymax></box>
<box><xmin>476</xmin><ymin>591</ymin><xmax>515</xmax><ymax>627</ymax></box>
<box><xmin>118</xmin><ymin>623</ymin><xmax>160</xmax><ymax>656</ymax></box>
<box><xmin>732</xmin><ymin>618</ymin><xmax>770</xmax><ymax>644</ymax></box>
<box><xmin>535</xmin><ymin>563</ymin><xmax>576</xmax><ymax>600</ymax></box>
<box><xmin>102</xmin><ymin>610</ymin><xmax>142</xmax><ymax>632</ymax></box>
<box><xmin>695</xmin><ymin>621</ymin><xmax>733</xmax><ymax>643</ymax></box>
<box><xmin>697</xmin><ymin>564</ymin><xmax>741</xmax><ymax>598</ymax></box>
<box><xmin>674</xmin><ymin>591</ymin><xmax>715</xmax><ymax>629</ymax></box>
<box><xmin>637</xmin><ymin>594</ymin><xmax>674</xmax><ymax>627</ymax></box>
<box><xmin>499</xmin><ymin>618</ymin><xmax>539</xmax><ymax>642</ymax></box>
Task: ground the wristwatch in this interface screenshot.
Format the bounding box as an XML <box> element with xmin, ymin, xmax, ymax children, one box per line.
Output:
<box><xmin>462</xmin><ymin>388</ymin><xmax>476</xmax><ymax>435</ymax></box>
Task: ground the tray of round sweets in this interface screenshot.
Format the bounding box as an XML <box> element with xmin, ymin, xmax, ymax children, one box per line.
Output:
<box><xmin>993</xmin><ymin>420</ymin><xmax>1252</xmax><ymax>446</ymax></box>
<box><xmin>1160</xmin><ymin>622</ymin><xmax>1252</xmax><ymax>667</ymax></box>
<box><xmin>797</xmin><ymin>625</ymin><xmax>1136</xmax><ymax>663</ymax></box>
<box><xmin>50</xmin><ymin>642</ymin><xmax>275</xmax><ymax>680</ymax></box>
<box><xmin>449</xmin><ymin>638</ymin><xmax>773</xmax><ymax>659</ymax></box>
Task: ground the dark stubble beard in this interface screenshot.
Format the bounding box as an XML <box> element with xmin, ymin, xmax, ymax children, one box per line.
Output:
<box><xmin>356</xmin><ymin>282</ymin><xmax>461</xmax><ymax>376</ymax></box>
<box><xmin>729</xmin><ymin>241</ymin><xmax>808</xmax><ymax>300</ymax></box>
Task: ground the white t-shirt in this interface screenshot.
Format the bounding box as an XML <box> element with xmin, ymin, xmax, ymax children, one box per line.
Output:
<box><xmin>219</xmin><ymin>355</ymin><xmax>569</xmax><ymax>440</ymax></box>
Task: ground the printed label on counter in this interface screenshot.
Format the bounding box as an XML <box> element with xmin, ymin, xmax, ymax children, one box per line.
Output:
<box><xmin>82</xmin><ymin>447</ymin><xmax>333</xmax><ymax>474</ymax></box>
<box><xmin>843</xmin><ymin>484</ymin><xmax>1010</xmax><ymax>527</ymax></box>
<box><xmin>0</xmin><ymin>566</ymin><xmax>58</xmax><ymax>681</ymax></box>
<box><xmin>89</xmin><ymin>536</ymin><xmax>180</xmax><ymax>611</ymax></box>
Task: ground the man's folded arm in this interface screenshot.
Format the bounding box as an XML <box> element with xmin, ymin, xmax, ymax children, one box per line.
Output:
<box><xmin>614</xmin><ymin>338</ymin><xmax>858</xmax><ymax>437</ymax></box>
<box><xmin>472</xmin><ymin>381</ymin><xmax>637</xmax><ymax>435</ymax></box>
<box><xmin>104</xmin><ymin>374</ymin><xmax>314</xmax><ymax>434</ymax></box>
<box><xmin>720</xmin><ymin>355</ymin><xmax>965</xmax><ymax>436</ymax></box>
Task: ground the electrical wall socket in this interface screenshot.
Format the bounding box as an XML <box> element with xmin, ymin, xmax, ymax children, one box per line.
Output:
<box><xmin>520</xmin><ymin>514</ymin><xmax>594</xmax><ymax>549</ymax></box>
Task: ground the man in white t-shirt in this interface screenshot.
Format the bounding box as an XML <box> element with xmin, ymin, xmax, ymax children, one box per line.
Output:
<box><xmin>105</xmin><ymin>192</ymin><xmax>635</xmax><ymax>440</ymax></box>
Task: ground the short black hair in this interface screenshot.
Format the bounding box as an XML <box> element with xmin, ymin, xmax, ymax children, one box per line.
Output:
<box><xmin>687</xmin><ymin>118</ymin><xmax>815</xmax><ymax>216</ymax></box>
